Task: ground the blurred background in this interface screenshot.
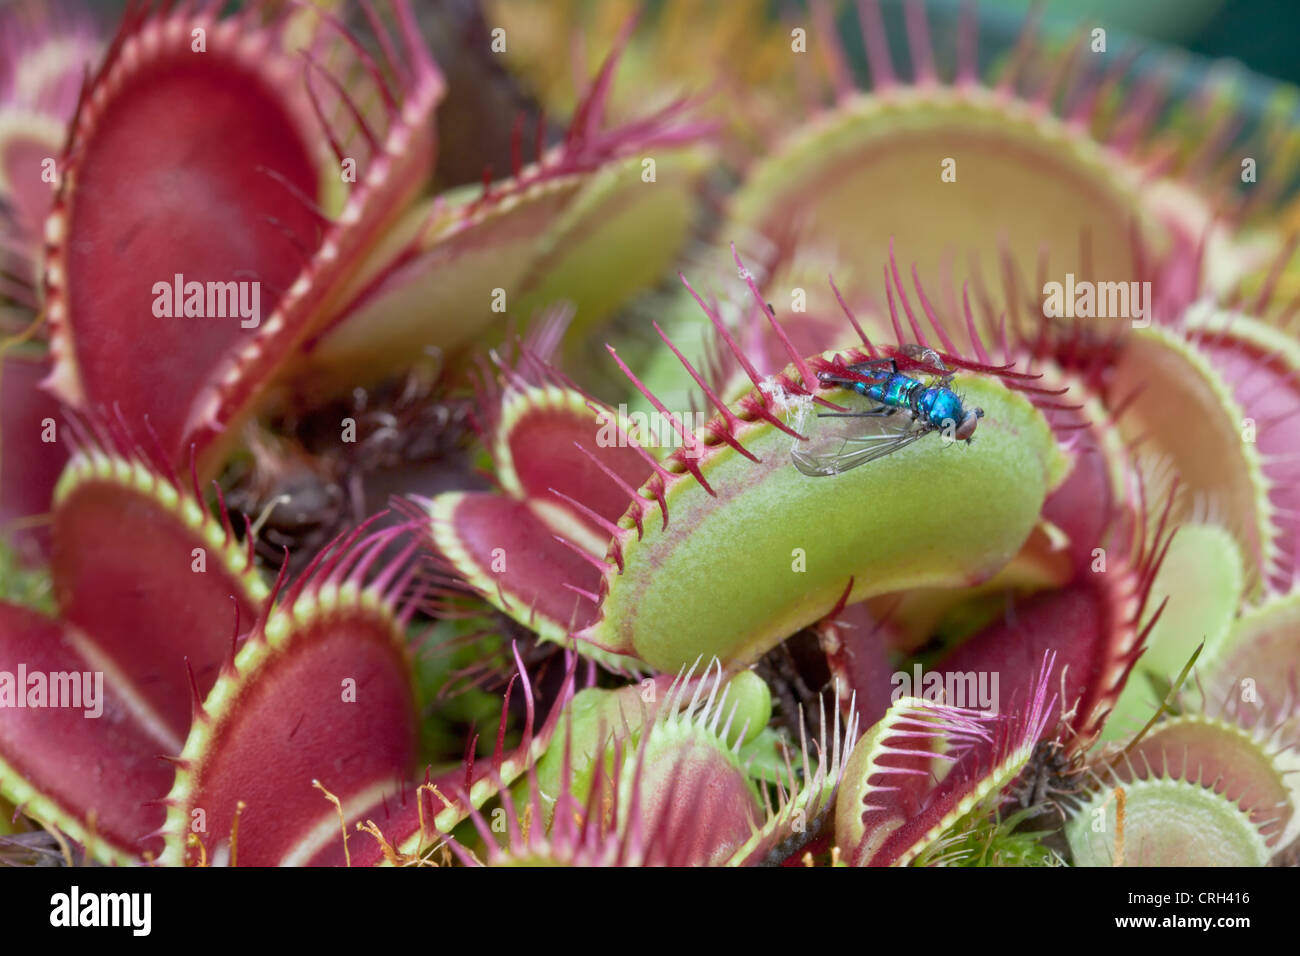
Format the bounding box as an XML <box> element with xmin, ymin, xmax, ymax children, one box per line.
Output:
<box><xmin>985</xmin><ymin>0</ymin><xmax>1295</xmax><ymax>83</ymax></box>
<box><xmin>39</xmin><ymin>1</ymin><xmax>1300</xmax><ymax>83</ymax></box>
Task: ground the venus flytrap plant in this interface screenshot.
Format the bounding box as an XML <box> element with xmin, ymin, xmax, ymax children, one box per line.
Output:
<box><xmin>1120</xmin><ymin>714</ymin><xmax>1299</xmax><ymax>849</ymax></box>
<box><xmin>0</xmin><ymin>413</ymin><xmax>582</xmax><ymax>867</ymax></box>
<box><xmin>293</xmin><ymin>19</ymin><xmax>714</xmax><ymax>392</ymax></box>
<box><xmin>158</xmin><ymin>522</ymin><xmax>426</xmax><ymax>867</ymax></box>
<box><xmin>34</xmin><ymin>0</ymin><xmax>709</xmax><ymax>484</ymax></box>
<box><xmin>0</xmin><ymin>419</ymin><xmax>270</xmax><ymax>863</ymax></box>
<box><xmin>923</xmin><ymin>467</ymin><xmax>1179</xmax><ymax>757</ymax></box>
<box><xmin>820</xmin><ymin>358</ymin><xmax>1118</xmax><ymax>653</ymax></box>
<box><xmin>1066</xmin><ymin>775</ymin><xmax>1272</xmax><ymax>867</ymax></box>
<box><xmin>0</xmin><ymin>0</ymin><xmax>102</xmax><ymax>305</ymax></box>
<box><xmin>648</xmin><ymin>246</ymin><xmax>1131</xmax><ymax>681</ymax></box>
<box><xmin>337</xmin><ymin>644</ymin><xmax>581</xmax><ymax>868</ymax></box>
<box><xmin>525</xmin><ymin>664</ymin><xmax>772</xmax><ymax>821</ymax></box>
<box><xmin>1025</xmin><ymin>292</ymin><xmax>1300</xmax><ymax>813</ymax></box>
<box><xmin>1064</xmin><ymin>706</ymin><xmax>1295</xmax><ymax>868</ymax></box>
<box><xmin>2</xmin><ymin>0</ymin><xmax>1299</xmax><ymax>871</ymax></box>
<box><xmin>450</xmin><ymin>660</ymin><xmax>856</xmax><ymax>866</ymax></box>
<box><xmin>584</xmin><ymin>251</ymin><xmax>1067</xmax><ymax>669</ymax></box>
<box><xmin>581</xmin><ymin>369</ymin><xmax>1061</xmax><ymax>673</ymax></box>
<box><xmin>1035</xmin><ymin>303</ymin><xmax>1300</xmax><ymax>864</ymax></box>
<box><xmin>1057</xmin><ymin>570</ymin><xmax>1300</xmax><ymax>866</ymax></box>
<box><xmin>612</xmin><ymin>0</ymin><xmax>1294</xmax><ymax>422</ymax></box>
<box><xmin>830</xmin><ymin>245</ymin><xmax>1300</xmax><ymax>762</ymax></box>
<box><xmin>0</xmin><ymin>344</ymin><xmax>67</xmax><ymax>563</ymax></box>
<box><xmin>912</xmin><ymin>804</ymin><xmax>1065</xmax><ymax>867</ymax></box>
<box><xmin>418</xmin><ymin>367</ymin><xmax>657</xmax><ymax>675</ymax></box>
<box><xmin>812</xmin><ymin>359</ymin><xmax>1152</xmax><ymax>743</ymax></box>
<box><xmin>720</xmin><ymin>0</ymin><xmax>1232</xmax><ymax>323</ymax></box>
<box><xmin>1196</xmin><ymin>587</ymin><xmax>1300</xmax><ymax>750</ymax></box>
<box><xmin>592</xmin><ymin>665</ymin><xmax>774</xmax><ymax>866</ymax></box>
<box><xmin>42</xmin><ymin>0</ymin><xmax>447</xmax><ymax>476</ymax></box>
<box><xmin>483</xmin><ymin>0</ymin><xmax>801</xmax><ymax>168</ymax></box>
<box><xmin>1100</xmin><ymin>522</ymin><xmax>1244</xmax><ymax>742</ymax></box>
<box><xmin>834</xmin><ymin>652</ymin><xmax>1057</xmax><ymax>866</ymax></box>
<box><xmin>1176</xmin><ymin>305</ymin><xmax>1300</xmax><ymax>591</ymax></box>
<box><xmin>1063</xmin><ymin>578</ymin><xmax>1300</xmax><ymax>866</ymax></box>
<box><xmin>1107</xmin><ymin>324</ymin><xmax>1277</xmax><ymax>596</ymax></box>
<box><xmin>422</xmin><ymin>249</ymin><xmax>1066</xmax><ymax>674</ymax></box>
<box><xmin>0</xmin><ymin>1</ymin><xmax>103</xmax><ymax>562</ymax></box>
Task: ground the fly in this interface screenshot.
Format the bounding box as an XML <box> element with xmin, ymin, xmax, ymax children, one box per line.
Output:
<box><xmin>790</xmin><ymin>345</ymin><xmax>984</xmax><ymax>477</ymax></box>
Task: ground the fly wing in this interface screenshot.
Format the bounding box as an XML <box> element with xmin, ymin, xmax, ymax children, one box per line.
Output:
<box><xmin>792</xmin><ymin>426</ymin><xmax>931</xmax><ymax>476</ymax></box>
<box><xmin>789</xmin><ymin>400</ymin><xmax>927</xmax><ymax>477</ymax></box>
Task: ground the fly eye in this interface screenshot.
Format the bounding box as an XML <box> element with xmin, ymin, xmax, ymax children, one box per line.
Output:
<box><xmin>955</xmin><ymin>410</ymin><xmax>980</xmax><ymax>441</ymax></box>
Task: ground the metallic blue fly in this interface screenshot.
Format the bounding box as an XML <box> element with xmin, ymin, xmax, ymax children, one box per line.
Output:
<box><xmin>791</xmin><ymin>345</ymin><xmax>984</xmax><ymax>477</ymax></box>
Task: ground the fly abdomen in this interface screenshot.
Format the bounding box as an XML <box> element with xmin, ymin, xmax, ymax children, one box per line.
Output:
<box><xmin>854</xmin><ymin>373</ymin><xmax>920</xmax><ymax>412</ymax></box>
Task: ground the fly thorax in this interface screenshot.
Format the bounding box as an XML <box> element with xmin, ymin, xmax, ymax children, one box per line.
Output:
<box><xmin>924</xmin><ymin>389</ymin><xmax>963</xmax><ymax>428</ymax></box>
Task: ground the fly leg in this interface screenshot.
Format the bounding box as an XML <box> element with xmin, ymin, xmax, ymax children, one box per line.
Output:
<box><xmin>898</xmin><ymin>344</ymin><xmax>953</xmax><ymax>387</ymax></box>
<box><xmin>843</xmin><ymin>357</ymin><xmax>898</xmax><ymax>377</ymax></box>
<box><xmin>898</xmin><ymin>344</ymin><xmax>945</xmax><ymax>368</ymax></box>
<box><xmin>818</xmin><ymin>357</ymin><xmax>896</xmax><ymax>390</ymax></box>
